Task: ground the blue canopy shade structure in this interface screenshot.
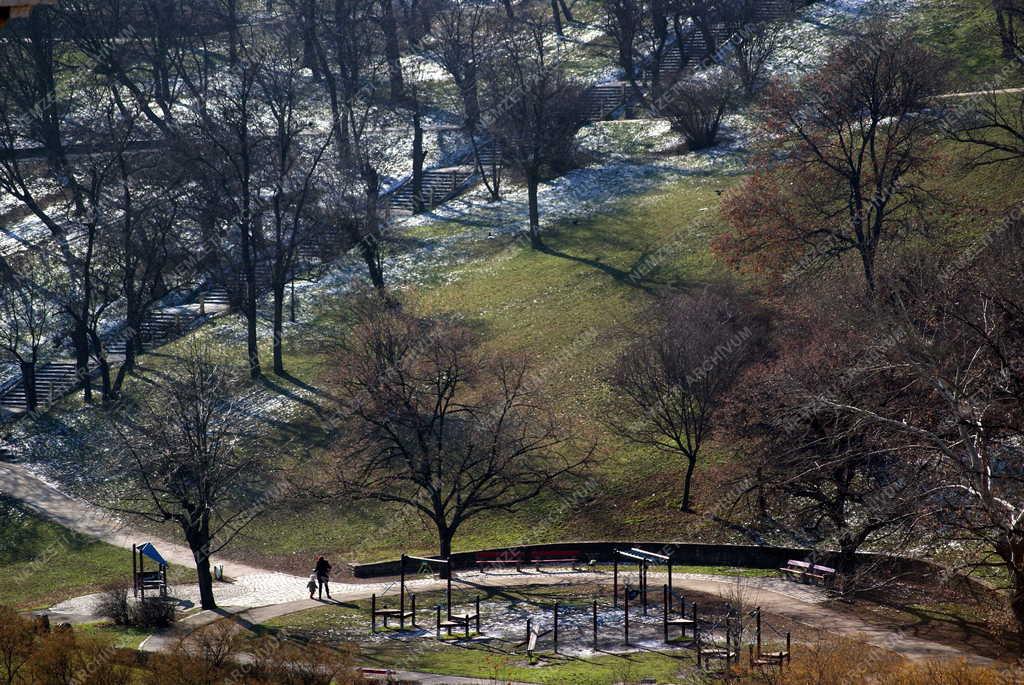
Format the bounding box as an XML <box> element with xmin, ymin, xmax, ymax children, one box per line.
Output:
<box><xmin>137</xmin><ymin>542</ymin><xmax>168</xmax><ymax>567</ymax></box>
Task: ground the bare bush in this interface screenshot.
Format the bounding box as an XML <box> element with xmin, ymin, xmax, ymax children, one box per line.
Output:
<box><xmin>659</xmin><ymin>67</ymin><xmax>741</xmax><ymax>150</ymax></box>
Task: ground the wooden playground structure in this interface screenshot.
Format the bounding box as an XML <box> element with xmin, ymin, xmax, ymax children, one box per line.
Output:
<box><xmin>132</xmin><ymin>542</ymin><xmax>168</xmax><ymax>600</ymax></box>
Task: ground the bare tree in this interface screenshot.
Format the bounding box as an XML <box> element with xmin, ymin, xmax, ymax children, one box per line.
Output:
<box><xmin>0</xmin><ymin>253</ymin><xmax>57</xmax><ymax>412</ymax></box>
<box><xmin>946</xmin><ymin>90</ymin><xmax>1024</xmax><ymax>167</ymax></box>
<box><xmin>255</xmin><ymin>32</ymin><xmax>333</xmax><ymax>375</ymax></box>
<box><xmin>992</xmin><ymin>0</ymin><xmax>1024</xmax><ymax>61</ymax></box>
<box><xmin>659</xmin><ymin>66</ymin><xmax>740</xmax><ymax>149</ymax></box>
<box><xmin>331</xmin><ymin>297</ymin><xmax>590</xmax><ymax>570</ymax></box>
<box><xmin>105</xmin><ymin>339</ymin><xmax>271</xmax><ymax>610</ymax></box>
<box><xmin>303</xmin><ymin>0</ymin><xmax>392</xmax><ymax>290</ymax></box>
<box><xmin>719</xmin><ymin>19</ymin><xmax>947</xmax><ymax>294</ymax></box>
<box><xmin>184</xmin><ymin>40</ymin><xmax>267</xmax><ymax>380</ymax></box>
<box><xmin>610</xmin><ymin>287</ymin><xmax>764</xmax><ymax>512</ymax></box>
<box><xmin>729</xmin><ymin>314</ymin><xmax>931</xmax><ymax>576</ymax></box>
<box><xmin>722</xmin><ymin>16</ymin><xmax>789</xmax><ymax>97</ymax></box>
<box><xmin>822</xmin><ymin>232</ymin><xmax>1024</xmax><ymax>641</ymax></box>
<box><xmin>486</xmin><ymin>14</ymin><xmax>586</xmax><ymax>248</ymax></box>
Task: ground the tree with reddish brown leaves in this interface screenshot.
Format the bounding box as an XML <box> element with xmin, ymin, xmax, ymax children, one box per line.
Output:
<box><xmin>715</xmin><ymin>19</ymin><xmax>948</xmax><ymax>295</ymax></box>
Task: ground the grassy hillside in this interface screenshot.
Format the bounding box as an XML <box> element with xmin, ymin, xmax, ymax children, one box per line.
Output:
<box><xmin>0</xmin><ymin>495</ymin><xmax>189</xmax><ymax>610</ymax></box>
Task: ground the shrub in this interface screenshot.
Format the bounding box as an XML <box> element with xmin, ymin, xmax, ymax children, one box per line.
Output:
<box><xmin>96</xmin><ymin>586</ymin><xmax>175</xmax><ymax>629</ymax></box>
<box><xmin>133</xmin><ymin>598</ymin><xmax>176</xmax><ymax>630</ymax></box>
<box><xmin>96</xmin><ymin>586</ymin><xmax>132</xmax><ymax>626</ymax></box>
<box><xmin>659</xmin><ymin>67</ymin><xmax>740</xmax><ymax>150</ymax></box>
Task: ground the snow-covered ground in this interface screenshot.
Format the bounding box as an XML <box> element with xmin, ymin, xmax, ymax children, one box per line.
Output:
<box><xmin>771</xmin><ymin>0</ymin><xmax>916</xmax><ymax>79</ymax></box>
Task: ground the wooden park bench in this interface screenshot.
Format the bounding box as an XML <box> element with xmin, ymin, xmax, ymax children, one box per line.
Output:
<box><xmin>778</xmin><ymin>559</ymin><xmax>836</xmax><ymax>586</ymax></box>
<box><xmin>528</xmin><ymin>549</ymin><xmax>580</xmax><ymax>571</ymax></box>
<box><xmin>475</xmin><ymin>549</ymin><xmax>524</xmax><ymax>572</ymax></box>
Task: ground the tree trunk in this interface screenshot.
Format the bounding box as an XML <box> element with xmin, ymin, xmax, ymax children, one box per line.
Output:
<box><xmin>550</xmin><ymin>0</ymin><xmax>564</xmax><ymax>36</ymax></box>
<box><xmin>87</xmin><ymin>330</ymin><xmax>113</xmax><ymax>403</ymax></box>
<box><xmin>412</xmin><ymin>106</ymin><xmax>425</xmax><ymax>214</ymax></box>
<box><xmin>19</xmin><ymin>361</ymin><xmax>37</xmax><ymax>412</ymax></box>
<box><xmin>72</xmin><ymin>324</ymin><xmax>91</xmax><ymax>404</ymax></box>
<box><xmin>362</xmin><ymin>167</ymin><xmax>386</xmax><ymax>290</ymax></box>
<box><xmin>272</xmin><ymin>280</ymin><xmax>285</xmax><ymax>375</ymax></box>
<box><xmin>185</xmin><ymin>513</ymin><xmax>217</xmax><ymax>610</ymax></box>
<box><xmin>301</xmin><ymin>0</ymin><xmax>319</xmax><ymax>76</ymax></box>
<box><xmin>527</xmin><ymin>171</ymin><xmax>542</xmax><ymax>249</ymax></box>
<box><xmin>226</xmin><ymin>0</ymin><xmax>240</xmax><ymax>65</ymax></box>
<box><xmin>239</xmin><ymin>221</ymin><xmax>261</xmax><ymax>380</ymax></box>
<box><xmin>437</xmin><ymin>525</ymin><xmax>454</xmax><ymax>579</ymax></box>
<box><xmin>1011</xmin><ymin>568</ymin><xmax>1024</xmax><ymax>656</ymax></box>
<box><xmin>193</xmin><ymin>543</ymin><xmax>217</xmax><ymax>611</ymax></box>
<box><xmin>680</xmin><ymin>453</ymin><xmax>697</xmax><ymax>511</ymax></box>
<box><xmin>380</xmin><ymin>0</ymin><xmax>405</xmax><ymax>102</ymax></box>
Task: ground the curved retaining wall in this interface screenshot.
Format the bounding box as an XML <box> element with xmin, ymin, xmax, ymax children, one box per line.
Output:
<box><xmin>350</xmin><ymin>540</ymin><xmax>961</xmax><ymax>584</ymax></box>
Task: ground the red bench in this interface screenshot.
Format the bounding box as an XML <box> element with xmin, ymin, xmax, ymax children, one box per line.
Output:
<box><xmin>529</xmin><ymin>549</ymin><xmax>580</xmax><ymax>570</ymax></box>
<box><xmin>476</xmin><ymin>549</ymin><xmax>525</xmax><ymax>571</ymax></box>
<box><xmin>778</xmin><ymin>559</ymin><xmax>836</xmax><ymax>586</ymax></box>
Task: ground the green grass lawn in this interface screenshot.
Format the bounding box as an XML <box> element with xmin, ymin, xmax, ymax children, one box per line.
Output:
<box><xmin>75</xmin><ymin>621</ymin><xmax>155</xmax><ymax>649</ymax></box>
<box><xmin>0</xmin><ymin>495</ymin><xmax>190</xmax><ymax>610</ymax></box>
<box><xmin>48</xmin><ymin>167</ymin><xmax>748</xmax><ymax>576</ymax></box>
<box><xmin>912</xmin><ymin>0</ymin><xmax>1024</xmax><ymax>89</ymax></box>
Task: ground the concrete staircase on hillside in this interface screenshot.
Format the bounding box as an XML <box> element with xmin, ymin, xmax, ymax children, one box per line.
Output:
<box><xmin>386</xmin><ymin>141</ymin><xmax>501</xmax><ymax>214</ymax></box>
<box><xmin>0</xmin><ymin>287</ymin><xmax>231</xmax><ymax>415</ymax></box>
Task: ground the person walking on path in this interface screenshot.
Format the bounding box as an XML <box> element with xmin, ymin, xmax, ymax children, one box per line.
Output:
<box><xmin>314</xmin><ymin>556</ymin><xmax>332</xmax><ymax>600</ymax></box>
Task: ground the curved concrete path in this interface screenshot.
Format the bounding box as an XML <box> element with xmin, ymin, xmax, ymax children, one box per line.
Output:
<box><xmin>0</xmin><ymin>459</ymin><xmax>996</xmax><ymax>666</ymax></box>
<box><xmin>0</xmin><ymin>460</ymin><xmax>268</xmax><ymax>578</ymax></box>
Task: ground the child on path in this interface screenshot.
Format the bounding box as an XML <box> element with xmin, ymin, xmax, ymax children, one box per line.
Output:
<box><xmin>307</xmin><ymin>574</ymin><xmax>318</xmax><ymax>599</ymax></box>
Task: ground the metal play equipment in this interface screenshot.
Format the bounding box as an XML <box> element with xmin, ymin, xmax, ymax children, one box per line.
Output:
<box><xmin>371</xmin><ymin>553</ymin><xmax>423</xmax><ymax>632</ymax></box>
<box><xmin>612</xmin><ymin>547</ymin><xmax>672</xmax><ymax>614</ymax></box>
<box><xmin>369</xmin><ymin>554</ymin><xmax>481</xmax><ymax>638</ymax></box>
<box><xmin>662</xmin><ymin>584</ymin><xmax>698</xmax><ymax>642</ymax></box>
<box><xmin>132</xmin><ymin>542</ymin><xmax>168</xmax><ymax>599</ymax></box>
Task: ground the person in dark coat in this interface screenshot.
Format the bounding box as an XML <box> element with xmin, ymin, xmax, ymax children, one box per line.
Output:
<box><xmin>314</xmin><ymin>556</ymin><xmax>332</xmax><ymax>600</ymax></box>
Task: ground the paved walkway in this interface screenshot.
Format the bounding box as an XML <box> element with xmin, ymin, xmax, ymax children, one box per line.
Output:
<box><xmin>0</xmin><ymin>460</ymin><xmax>267</xmax><ymax>578</ymax></box>
<box><xmin>0</xmin><ymin>460</ymin><xmax>996</xmax><ymax>666</ymax></box>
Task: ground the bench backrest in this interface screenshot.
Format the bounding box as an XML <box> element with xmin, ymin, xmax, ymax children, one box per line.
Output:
<box><xmin>530</xmin><ymin>549</ymin><xmax>578</xmax><ymax>560</ymax></box>
<box><xmin>476</xmin><ymin>550</ymin><xmax>524</xmax><ymax>561</ymax></box>
<box><xmin>786</xmin><ymin>560</ymin><xmax>836</xmax><ymax>574</ymax></box>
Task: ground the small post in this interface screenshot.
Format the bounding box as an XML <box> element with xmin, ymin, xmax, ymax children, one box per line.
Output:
<box><xmin>371</xmin><ymin>594</ymin><xmax>377</xmax><ymax>633</ymax></box>
<box><xmin>593</xmin><ymin>599</ymin><xmax>598</xmax><ymax>649</ymax></box>
<box><xmin>640</xmin><ymin>561</ymin><xmax>647</xmax><ymax>615</ymax></box>
<box><xmin>526</xmin><ymin>617</ymin><xmax>532</xmax><ymax>648</ymax></box>
<box><xmin>624</xmin><ymin>583</ymin><xmax>630</xmax><ymax>646</ymax></box>
<box><xmin>411</xmin><ymin>594</ymin><xmax>417</xmax><ymax>628</ymax></box>
<box><xmin>475</xmin><ymin>595</ymin><xmax>481</xmax><ymax>634</ymax></box>
<box><xmin>400</xmin><ymin>555</ymin><xmax>406</xmax><ymax>631</ymax></box>
<box><xmin>786</xmin><ymin>632</ymin><xmax>791</xmax><ymax>663</ymax></box>
<box><xmin>668</xmin><ymin>560</ymin><xmax>673</xmax><ymax>599</ymax></box>
<box><xmin>553</xmin><ymin>601</ymin><xmax>559</xmax><ymax>653</ymax></box>
<box><xmin>465</xmin><ymin>614</ymin><xmax>470</xmax><ymax>639</ymax></box>
<box><xmin>726</xmin><ymin>616</ymin><xmax>733</xmax><ymax>665</ymax></box>
<box><xmin>756</xmin><ymin>606</ymin><xmax>762</xmax><ymax>657</ymax></box>
<box><xmin>199</xmin><ymin>293</ymin><xmax>205</xmax><ymax>315</ymax></box>
<box><xmin>290</xmin><ymin>279</ymin><xmax>296</xmax><ymax>323</ymax></box>
<box><xmin>696</xmin><ymin>632</ymin><xmax>702</xmax><ymax>668</ymax></box>
<box><xmin>613</xmin><ymin>555</ymin><xmax>618</xmax><ymax>608</ymax></box>
<box><xmin>132</xmin><ymin>544</ymin><xmax>137</xmax><ymax>599</ymax></box>
<box><xmin>446</xmin><ymin>572</ymin><xmax>452</xmax><ymax>619</ymax></box>
<box><xmin>662</xmin><ymin>584</ymin><xmax>668</xmax><ymax>642</ymax></box>
<box><xmin>435</xmin><ymin>605</ymin><xmax>441</xmax><ymax>639</ymax></box>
